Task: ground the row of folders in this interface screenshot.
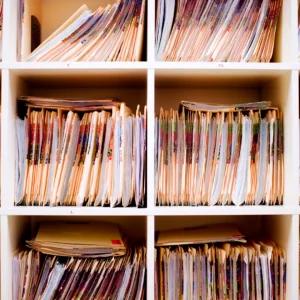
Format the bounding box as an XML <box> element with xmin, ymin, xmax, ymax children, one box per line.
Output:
<box><xmin>0</xmin><ymin>0</ymin><xmax>282</xmax><ymax>62</ymax></box>
<box><xmin>15</xmin><ymin>97</ymin><xmax>283</xmax><ymax>207</ymax></box>
<box><xmin>12</xmin><ymin>222</ymin><xmax>286</xmax><ymax>300</ymax></box>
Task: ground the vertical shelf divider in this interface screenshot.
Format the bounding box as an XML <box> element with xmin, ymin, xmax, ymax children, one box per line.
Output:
<box><xmin>147</xmin><ymin>215</ymin><xmax>155</xmax><ymax>300</ymax></box>
<box><xmin>147</xmin><ymin>0</ymin><xmax>155</xmax><ymax>64</ymax></box>
<box><xmin>147</xmin><ymin>68</ymin><xmax>155</xmax><ymax>210</ymax></box>
<box><xmin>1</xmin><ymin>216</ymin><xmax>8</xmax><ymax>300</ymax></box>
<box><xmin>2</xmin><ymin>0</ymin><xmax>17</xmax><ymax>62</ymax></box>
<box><xmin>1</xmin><ymin>69</ymin><xmax>16</xmax><ymax>210</ymax></box>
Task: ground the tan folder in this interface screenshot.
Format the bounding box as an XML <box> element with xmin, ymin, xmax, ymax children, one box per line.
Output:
<box><xmin>26</xmin><ymin>221</ymin><xmax>126</xmax><ymax>257</ymax></box>
<box><xmin>156</xmin><ymin>223</ymin><xmax>246</xmax><ymax>246</ymax></box>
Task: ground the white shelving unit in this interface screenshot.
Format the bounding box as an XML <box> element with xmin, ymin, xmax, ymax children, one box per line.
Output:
<box><xmin>0</xmin><ymin>0</ymin><xmax>299</xmax><ymax>299</ymax></box>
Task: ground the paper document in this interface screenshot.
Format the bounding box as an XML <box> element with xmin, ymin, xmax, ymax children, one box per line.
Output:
<box><xmin>155</xmin><ymin>0</ymin><xmax>282</xmax><ymax>62</ymax></box>
<box><xmin>156</xmin><ymin>238</ymin><xmax>286</xmax><ymax>299</ymax></box>
<box><xmin>26</xmin><ymin>222</ymin><xmax>126</xmax><ymax>257</ymax></box>
<box><xmin>156</xmin><ymin>223</ymin><xmax>246</xmax><ymax>246</ymax></box>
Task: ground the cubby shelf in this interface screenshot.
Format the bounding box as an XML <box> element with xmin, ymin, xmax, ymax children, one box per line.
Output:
<box><xmin>0</xmin><ymin>0</ymin><xmax>299</xmax><ymax>299</ymax></box>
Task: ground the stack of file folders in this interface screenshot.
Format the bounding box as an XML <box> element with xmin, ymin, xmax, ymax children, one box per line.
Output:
<box><xmin>155</xmin><ymin>101</ymin><xmax>283</xmax><ymax>206</ymax></box>
<box><xmin>155</xmin><ymin>224</ymin><xmax>287</xmax><ymax>300</ymax></box>
<box><xmin>156</xmin><ymin>0</ymin><xmax>282</xmax><ymax>62</ymax></box>
<box><xmin>19</xmin><ymin>0</ymin><xmax>146</xmax><ymax>62</ymax></box>
<box><xmin>15</xmin><ymin>97</ymin><xmax>146</xmax><ymax>207</ymax></box>
<box><xmin>26</xmin><ymin>222</ymin><xmax>126</xmax><ymax>257</ymax></box>
<box><xmin>13</xmin><ymin>238</ymin><xmax>145</xmax><ymax>299</ymax></box>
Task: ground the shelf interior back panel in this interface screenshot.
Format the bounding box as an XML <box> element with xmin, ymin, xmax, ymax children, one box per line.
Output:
<box><xmin>13</xmin><ymin>69</ymin><xmax>147</xmax><ymax>111</ymax></box>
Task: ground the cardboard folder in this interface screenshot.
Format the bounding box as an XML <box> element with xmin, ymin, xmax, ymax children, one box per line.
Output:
<box><xmin>156</xmin><ymin>223</ymin><xmax>246</xmax><ymax>246</ymax></box>
<box><xmin>26</xmin><ymin>222</ymin><xmax>126</xmax><ymax>257</ymax></box>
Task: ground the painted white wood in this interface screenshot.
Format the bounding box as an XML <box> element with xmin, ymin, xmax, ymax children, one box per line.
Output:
<box><xmin>147</xmin><ymin>215</ymin><xmax>155</xmax><ymax>300</ymax></box>
<box><xmin>147</xmin><ymin>69</ymin><xmax>155</xmax><ymax>209</ymax></box>
<box><xmin>1</xmin><ymin>69</ymin><xmax>16</xmax><ymax>209</ymax></box>
<box><xmin>154</xmin><ymin>62</ymin><xmax>298</xmax><ymax>70</ymax></box>
<box><xmin>2</xmin><ymin>0</ymin><xmax>18</xmax><ymax>62</ymax></box>
<box><xmin>272</xmin><ymin>0</ymin><xmax>298</xmax><ymax>62</ymax></box>
<box><xmin>0</xmin><ymin>0</ymin><xmax>299</xmax><ymax>298</ymax></box>
<box><xmin>3</xmin><ymin>62</ymin><xmax>299</xmax><ymax>70</ymax></box>
<box><xmin>1</xmin><ymin>216</ymin><xmax>30</xmax><ymax>300</ymax></box>
<box><xmin>147</xmin><ymin>0</ymin><xmax>155</xmax><ymax>63</ymax></box>
<box><xmin>7</xmin><ymin>207</ymin><xmax>151</xmax><ymax>216</ymax></box>
<box><xmin>5</xmin><ymin>62</ymin><xmax>150</xmax><ymax>69</ymax></box>
<box><xmin>1</xmin><ymin>216</ymin><xmax>9</xmax><ymax>300</ymax></box>
<box><xmin>152</xmin><ymin>206</ymin><xmax>298</xmax><ymax>216</ymax></box>
<box><xmin>4</xmin><ymin>206</ymin><xmax>298</xmax><ymax>216</ymax></box>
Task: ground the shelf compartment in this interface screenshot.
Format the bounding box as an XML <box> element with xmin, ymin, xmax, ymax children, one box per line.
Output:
<box><xmin>155</xmin><ymin>69</ymin><xmax>299</xmax><ymax>207</ymax></box>
<box><xmin>155</xmin><ymin>214</ymin><xmax>299</xmax><ymax>299</ymax></box>
<box><xmin>2</xmin><ymin>69</ymin><xmax>147</xmax><ymax>208</ymax></box>
<box><xmin>1</xmin><ymin>215</ymin><xmax>147</xmax><ymax>299</ymax></box>
<box><xmin>4</xmin><ymin>0</ymin><xmax>148</xmax><ymax>62</ymax></box>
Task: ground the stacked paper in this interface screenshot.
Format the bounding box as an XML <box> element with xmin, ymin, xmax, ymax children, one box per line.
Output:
<box><xmin>13</xmin><ymin>245</ymin><xmax>146</xmax><ymax>299</ymax></box>
<box><xmin>15</xmin><ymin>99</ymin><xmax>147</xmax><ymax>207</ymax></box>
<box><xmin>180</xmin><ymin>101</ymin><xmax>272</xmax><ymax>112</ymax></box>
<box><xmin>19</xmin><ymin>1</ymin><xmax>145</xmax><ymax>62</ymax></box>
<box><xmin>155</xmin><ymin>239</ymin><xmax>287</xmax><ymax>299</ymax></box>
<box><xmin>26</xmin><ymin>222</ymin><xmax>126</xmax><ymax>257</ymax></box>
<box><xmin>156</xmin><ymin>223</ymin><xmax>246</xmax><ymax>246</ymax></box>
<box><xmin>155</xmin><ymin>101</ymin><xmax>283</xmax><ymax>206</ymax></box>
<box><xmin>18</xmin><ymin>96</ymin><xmax>121</xmax><ymax>111</ymax></box>
<box><xmin>156</xmin><ymin>0</ymin><xmax>282</xmax><ymax>62</ymax></box>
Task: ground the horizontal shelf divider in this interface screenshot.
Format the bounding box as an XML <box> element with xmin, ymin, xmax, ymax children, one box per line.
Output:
<box><xmin>5</xmin><ymin>207</ymin><xmax>151</xmax><ymax>216</ymax></box>
<box><xmin>154</xmin><ymin>62</ymin><xmax>299</xmax><ymax>70</ymax></box>
<box><xmin>2</xmin><ymin>206</ymin><xmax>299</xmax><ymax>216</ymax></box>
<box><xmin>3</xmin><ymin>62</ymin><xmax>150</xmax><ymax>70</ymax></box>
<box><xmin>153</xmin><ymin>206</ymin><xmax>299</xmax><ymax>216</ymax></box>
<box><xmin>1</xmin><ymin>62</ymin><xmax>300</xmax><ymax>71</ymax></box>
